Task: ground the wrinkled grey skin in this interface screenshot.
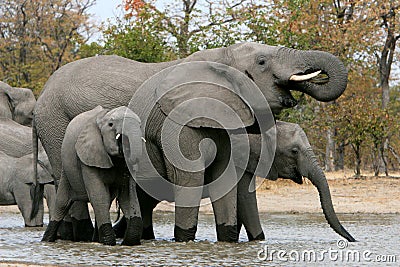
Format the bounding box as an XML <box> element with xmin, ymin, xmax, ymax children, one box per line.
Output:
<box><xmin>234</xmin><ymin>121</ymin><xmax>355</xmax><ymax>242</ymax></box>
<box><xmin>0</xmin><ymin>151</ymin><xmax>54</xmax><ymax>227</ymax></box>
<box><xmin>34</xmin><ymin>42</ymin><xmax>348</xmax><ymax>242</ymax></box>
<box><xmin>114</xmin><ymin>121</ymin><xmax>355</xmax><ymax>242</ymax></box>
<box><xmin>0</xmin><ymin>118</ymin><xmax>46</xmax><ymax>157</ymax></box>
<box><xmin>0</xmin><ymin>118</ymin><xmax>55</xmax><ymax>221</ymax></box>
<box><xmin>41</xmin><ymin>106</ymin><xmax>143</xmax><ymax>246</ymax></box>
<box><xmin>0</xmin><ymin>81</ymin><xmax>36</xmax><ymax>126</ymax></box>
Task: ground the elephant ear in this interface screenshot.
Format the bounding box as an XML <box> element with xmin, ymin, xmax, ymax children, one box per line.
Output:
<box><xmin>156</xmin><ymin>62</ymin><xmax>256</xmax><ymax>129</ymax></box>
<box><xmin>75</xmin><ymin>117</ymin><xmax>113</xmax><ymax>169</ymax></box>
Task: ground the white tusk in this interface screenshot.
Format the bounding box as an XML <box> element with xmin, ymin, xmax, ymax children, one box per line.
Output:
<box><xmin>116</xmin><ymin>133</ymin><xmax>121</xmax><ymax>140</ymax></box>
<box><xmin>141</xmin><ymin>137</ymin><xmax>147</xmax><ymax>143</ymax></box>
<box><xmin>289</xmin><ymin>70</ymin><xmax>321</xmax><ymax>81</ymax></box>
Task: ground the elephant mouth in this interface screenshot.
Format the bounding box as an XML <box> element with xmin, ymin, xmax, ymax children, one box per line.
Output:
<box><xmin>278</xmin><ymin>70</ymin><xmax>329</xmax><ymax>108</ymax></box>
<box><xmin>293</xmin><ymin>169</ymin><xmax>303</xmax><ymax>184</ymax></box>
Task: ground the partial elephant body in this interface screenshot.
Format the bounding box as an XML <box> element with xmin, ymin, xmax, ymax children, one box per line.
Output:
<box><xmin>235</xmin><ymin>121</ymin><xmax>355</xmax><ymax>241</ymax></box>
<box><xmin>0</xmin><ymin>118</ymin><xmax>46</xmax><ymax>157</ymax></box>
<box><xmin>42</xmin><ymin>106</ymin><xmax>143</xmax><ymax>246</ymax></box>
<box><xmin>0</xmin><ymin>118</ymin><xmax>55</xmax><ymax>222</ymax></box>
<box><xmin>34</xmin><ymin>42</ymin><xmax>348</xmax><ymax>242</ymax></box>
<box><xmin>116</xmin><ymin>121</ymin><xmax>355</xmax><ymax>242</ymax></box>
<box><xmin>0</xmin><ymin>151</ymin><xmax>54</xmax><ymax>226</ymax></box>
<box><xmin>0</xmin><ymin>81</ymin><xmax>36</xmax><ymax>126</ymax></box>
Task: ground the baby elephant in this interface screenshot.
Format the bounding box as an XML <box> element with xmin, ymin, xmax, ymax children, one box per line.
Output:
<box><xmin>235</xmin><ymin>120</ymin><xmax>355</xmax><ymax>242</ymax></box>
<box><xmin>0</xmin><ymin>151</ymin><xmax>54</xmax><ymax>226</ymax></box>
<box><xmin>42</xmin><ymin>106</ymin><xmax>143</xmax><ymax>246</ymax></box>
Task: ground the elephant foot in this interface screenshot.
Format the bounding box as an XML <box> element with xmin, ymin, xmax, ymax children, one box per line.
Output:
<box><xmin>174</xmin><ymin>225</ymin><xmax>197</xmax><ymax>242</ymax></box>
<box><xmin>58</xmin><ymin>220</ymin><xmax>74</xmax><ymax>241</ymax></box>
<box><xmin>142</xmin><ymin>225</ymin><xmax>155</xmax><ymax>240</ymax></box>
<box><xmin>42</xmin><ymin>220</ymin><xmax>61</xmax><ymax>242</ymax></box>
<box><xmin>72</xmin><ymin>218</ymin><xmax>94</xmax><ymax>242</ymax></box>
<box><xmin>247</xmin><ymin>230</ymin><xmax>265</xmax><ymax>241</ymax></box>
<box><xmin>216</xmin><ymin>224</ymin><xmax>238</xmax><ymax>242</ymax></box>
<box><xmin>112</xmin><ymin>217</ymin><xmax>127</xmax><ymax>239</ymax></box>
<box><xmin>121</xmin><ymin>217</ymin><xmax>143</xmax><ymax>246</ymax></box>
<box><xmin>98</xmin><ymin>223</ymin><xmax>116</xmax><ymax>246</ymax></box>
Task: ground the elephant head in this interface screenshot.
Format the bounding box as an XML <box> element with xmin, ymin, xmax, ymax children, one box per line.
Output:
<box><xmin>184</xmin><ymin>42</ymin><xmax>347</xmax><ymax>115</ymax></box>
<box><xmin>75</xmin><ymin>106</ymin><xmax>143</xmax><ymax>171</ymax></box>
<box><xmin>0</xmin><ymin>81</ymin><xmax>36</xmax><ymax>126</ymax></box>
<box><xmin>267</xmin><ymin>121</ymin><xmax>355</xmax><ymax>242</ymax></box>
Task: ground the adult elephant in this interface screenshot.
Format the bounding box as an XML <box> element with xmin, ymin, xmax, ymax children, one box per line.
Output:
<box><xmin>33</xmin><ymin>42</ymin><xmax>348</xmax><ymax>242</ymax></box>
<box><xmin>113</xmin><ymin>121</ymin><xmax>355</xmax><ymax>242</ymax></box>
<box><xmin>0</xmin><ymin>81</ymin><xmax>36</xmax><ymax>126</ymax></box>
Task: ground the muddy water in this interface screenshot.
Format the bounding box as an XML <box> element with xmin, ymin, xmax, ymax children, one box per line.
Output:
<box><xmin>0</xmin><ymin>211</ymin><xmax>399</xmax><ymax>266</ymax></box>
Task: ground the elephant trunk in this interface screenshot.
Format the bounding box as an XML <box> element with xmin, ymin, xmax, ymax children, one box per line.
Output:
<box><xmin>280</xmin><ymin>48</ymin><xmax>348</xmax><ymax>102</ymax></box>
<box><xmin>303</xmin><ymin>149</ymin><xmax>355</xmax><ymax>242</ymax></box>
<box><xmin>122</xmin><ymin>117</ymin><xmax>143</xmax><ymax>173</ymax></box>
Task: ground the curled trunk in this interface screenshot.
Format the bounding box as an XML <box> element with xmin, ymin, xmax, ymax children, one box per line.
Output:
<box><xmin>279</xmin><ymin>47</ymin><xmax>348</xmax><ymax>102</ymax></box>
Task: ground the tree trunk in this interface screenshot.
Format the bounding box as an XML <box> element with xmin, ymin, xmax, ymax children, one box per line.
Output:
<box><xmin>325</xmin><ymin>127</ymin><xmax>335</xmax><ymax>172</ymax></box>
<box><xmin>389</xmin><ymin>145</ymin><xmax>400</xmax><ymax>171</ymax></box>
<box><xmin>352</xmin><ymin>143</ymin><xmax>361</xmax><ymax>177</ymax></box>
<box><xmin>335</xmin><ymin>141</ymin><xmax>345</xmax><ymax>171</ymax></box>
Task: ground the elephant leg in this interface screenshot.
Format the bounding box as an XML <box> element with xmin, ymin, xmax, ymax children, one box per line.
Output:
<box><xmin>14</xmin><ymin>184</ymin><xmax>44</xmax><ymax>227</ymax></box>
<box><xmin>43</xmin><ymin>184</ymin><xmax>56</xmax><ymax>221</ymax></box>
<box><xmin>172</xmin><ymin>170</ymin><xmax>204</xmax><ymax>242</ymax></box>
<box><xmin>81</xmin><ymin>165</ymin><xmax>115</xmax><ymax>245</ymax></box>
<box><xmin>117</xmin><ymin>180</ymin><xmax>142</xmax><ymax>246</ymax></box>
<box><xmin>113</xmin><ymin>217</ymin><xmax>127</xmax><ymax>239</ymax></box>
<box><xmin>139</xmin><ymin>189</ymin><xmax>159</xmax><ymax>240</ymax></box>
<box><xmin>70</xmin><ymin>201</ymin><xmax>94</xmax><ymax>242</ymax></box>
<box><xmin>42</xmin><ymin>174</ymin><xmax>73</xmax><ymax>242</ymax></box>
<box><xmin>206</xmin><ymin>157</ymin><xmax>239</xmax><ymax>242</ymax></box>
<box><xmin>237</xmin><ymin>170</ymin><xmax>265</xmax><ymax>241</ymax></box>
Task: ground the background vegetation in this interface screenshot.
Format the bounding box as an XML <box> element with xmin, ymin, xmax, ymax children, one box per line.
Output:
<box><xmin>1</xmin><ymin>0</ymin><xmax>399</xmax><ymax>176</ymax></box>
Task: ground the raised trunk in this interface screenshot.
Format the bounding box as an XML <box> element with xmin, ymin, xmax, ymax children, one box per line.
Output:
<box><xmin>304</xmin><ymin>150</ymin><xmax>355</xmax><ymax>241</ymax></box>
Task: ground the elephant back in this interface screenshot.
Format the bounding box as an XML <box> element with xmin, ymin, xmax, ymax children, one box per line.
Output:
<box><xmin>0</xmin><ymin>118</ymin><xmax>45</xmax><ymax>157</ymax></box>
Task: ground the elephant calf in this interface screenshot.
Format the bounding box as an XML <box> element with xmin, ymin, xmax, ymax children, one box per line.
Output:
<box><xmin>235</xmin><ymin>121</ymin><xmax>355</xmax><ymax>242</ymax></box>
<box><xmin>114</xmin><ymin>121</ymin><xmax>355</xmax><ymax>242</ymax></box>
<box><xmin>0</xmin><ymin>151</ymin><xmax>55</xmax><ymax>227</ymax></box>
<box><xmin>42</xmin><ymin>106</ymin><xmax>144</xmax><ymax>246</ymax></box>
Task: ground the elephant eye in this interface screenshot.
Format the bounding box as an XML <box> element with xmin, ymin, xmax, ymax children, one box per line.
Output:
<box><xmin>257</xmin><ymin>56</ymin><xmax>267</xmax><ymax>66</ymax></box>
<box><xmin>108</xmin><ymin>122</ymin><xmax>113</xmax><ymax>127</ymax></box>
<box><xmin>291</xmin><ymin>148</ymin><xmax>299</xmax><ymax>155</ymax></box>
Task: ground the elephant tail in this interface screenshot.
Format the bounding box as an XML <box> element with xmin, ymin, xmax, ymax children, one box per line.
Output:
<box><xmin>30</xmin><ymin>117</ymin><xmax>44</xmax><ymax>220</ymax></box>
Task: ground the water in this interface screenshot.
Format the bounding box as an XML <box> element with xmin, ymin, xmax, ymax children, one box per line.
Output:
<box><xmin>0</xmin><ymin>211</ymin><xmax>399</xmax><ymax>266</ymax></box>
